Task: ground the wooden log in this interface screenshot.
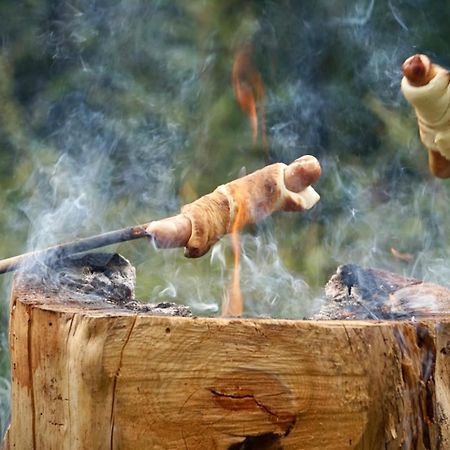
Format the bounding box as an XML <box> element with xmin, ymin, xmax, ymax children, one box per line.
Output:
<box><xmin>2</xmin><ymin>257</ymin><xmax>450</xmax><ymax>449</ymax></box>
<box><xmin>319</xmin><ymin>264</ymin><xmax>450</xmax><ymax>320</ymax></box>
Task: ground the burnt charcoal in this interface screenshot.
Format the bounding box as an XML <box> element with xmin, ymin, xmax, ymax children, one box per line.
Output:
<box><xmin>55</xmin><ymin>253</ymin><xmax>136</xmax><ymax>303</ymax></box>
<box><xmin>315</xmin><ymin>264</ymin><xmax>418</xmax><ymax>320</ymax></box>
<box><xmin>315</xmin><ymin>264</ymin><xmax>450</xmax><ymax>320</ymax></box>
<box><xmin>18</xmin><ymin>252</ymin><xmax>193</xmax><ymax>316</ymax></box>
<box><xmin>20</xmin><ymin>252</ymin><xmax>136</xmax><ymax>304</ymax></box>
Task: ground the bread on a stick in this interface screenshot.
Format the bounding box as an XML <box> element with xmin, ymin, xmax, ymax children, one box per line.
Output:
<box><xmin>401</xmin><ymin>54</ymin><xmax>450</xmax><ymax>178</ymax></box>
<box><xmin>147</xmin><ymin>155</ymin><xmax>321</xmax><ymax>257</ymax></box>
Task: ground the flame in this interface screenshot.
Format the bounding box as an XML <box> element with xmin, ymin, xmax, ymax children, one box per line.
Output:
<box><xmin>232</xmin><ymin>46</ymin><xmax>267</xmax><ymax>153</ymax></box>
<box><xmin>222</xmin><ymin>192</ymin><xmax>246</xmax><ymax>317</ymax></box>
<box><xmin>390</xmin><ymin>247</ymin><xmax>414</xmax><ymax>262</ymax></box>
<box><xmin>224</xmin><ymin>45</ymin><xmax>267</xmax><ymax>317</ymax></box>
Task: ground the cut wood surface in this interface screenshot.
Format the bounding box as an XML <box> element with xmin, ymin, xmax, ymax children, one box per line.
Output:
<box><xmin>2</xmin><ymin>257</ymin><xmax>450</xmax><ymax>449</ymax></box>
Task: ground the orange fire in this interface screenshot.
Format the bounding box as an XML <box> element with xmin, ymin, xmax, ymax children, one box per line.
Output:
<box><xmin>222</xmin><ymin>188</ymin><xmax>249</xmax><ymax>316</ymax></box>
<box><xmin>231</xmin><ymin>45</ymin><xmax>267</xmax><ymax>152</ymax></box>
<box><xmin>390</xmin><ymin>247</ymin><xmax>414</xmax><ymax>262</ymax></box>
<box><xmin>223</xmin><ymin>199</ymin><xmax>244</xmax><ymax>316</ymax></box>
<box><xmin>223</xmin><ymin>46</ymin><xmax>267</xmax><ymax>317</ymax></box>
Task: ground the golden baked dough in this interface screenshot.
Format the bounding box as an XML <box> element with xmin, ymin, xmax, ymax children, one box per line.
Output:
<box><xmin>146</xmin><ymin>156</ymin><xmax>321</xmax><ymax>257</ymax></box>
<box><xmin>401</xmin><ymin>54</ymin><xmax>450</xmax><ymax>177</ymax></box>
<box><xmin>181</xmin><ymin>162</ymin><xmax>320</xmax><ymax>257</ymax></box>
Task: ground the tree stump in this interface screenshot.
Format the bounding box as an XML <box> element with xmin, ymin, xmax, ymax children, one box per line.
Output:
<box><xmin>2</xmin><ymin>256</ymin><xmax>450</xmax><ymax>449</ymax></box>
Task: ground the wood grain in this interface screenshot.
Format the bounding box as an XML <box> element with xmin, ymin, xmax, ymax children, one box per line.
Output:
<box><xmin>3</xmin><ymin>281</ymin><xmax>450</xmax><ymax>449</ymax></box>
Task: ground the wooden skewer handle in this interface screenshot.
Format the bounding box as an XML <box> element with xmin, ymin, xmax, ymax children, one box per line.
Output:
<box><xmin>0</xmin><ymin>224</ymin><xmax>151</xmax><ymax>274</ymax></box>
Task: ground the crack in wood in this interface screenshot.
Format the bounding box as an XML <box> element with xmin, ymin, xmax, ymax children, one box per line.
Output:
<box><xmin>416</xmin><ymin>326</ymin><xmax>436</xmax><ymax>450</ymax></box>
<box><xmin>209</xmin><ymin>388</ymin><xmax>278</xmax><ymax>418</ymax></box>
<box><xmin>178</xmin><ymin>389</ymin><xmax>200</xmax><ymax>414</ymax></box>
<box><xmin>110</xmin><ymin>315</ymin><xmax>138</xmax><ymax>450</ymax></box>
<box><xmin>342</xmin><ymin>325</ymin><xmax>355</xmax><ymax>355</ymax></box>
<box><xmin>67</xmin><ymin>314</ymin><xmax>75</xmax><ymax>340</ymax></box>
<box><xmin>66</xmin><ymin>314</ymin><xmax>75</xmax><ymax>444</ymax></box>
<box><xmin>394</xmin><ymin>325</ymin><xmax>437</xmax><ymax>450</ymax></box>
<box><xmin>208</xmin><ymin>388</ymin><xmax>295</xmax><ymax>436</ymax></box>
<box><xmin>27</xmin><ymin>305</ymin><xmax>37</xmax><ymax>450</ymax></box>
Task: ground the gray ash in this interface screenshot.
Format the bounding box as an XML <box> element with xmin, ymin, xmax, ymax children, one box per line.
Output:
<box><xmin>54</xmin><ymin>253</ymin><xmax>136</xmax><ymax>303</ymax></box>
<box><xmin>19</xmin><ymin>252</ymin><xmax>136</xmax><ymax>304</ymax></box>
<box><xmin>18</xmin><ymin>252</ymin><xmax>191</xmax><ymax>316</ymax></box>
<box><xmin>123</xmin><ymin>301</ymin><xmax>191</xmax><ymax>316</ymax></box>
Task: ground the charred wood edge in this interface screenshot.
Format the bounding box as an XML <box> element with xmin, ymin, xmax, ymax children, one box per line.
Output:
<box><xmin>332</xmin><ymin>263</ymin><xmax>421</xmax><ymax>300</ymax></box>
<box><xmin>322</xmin><ymin>264</ymin><xmax>450</xmax><ymax>319</ymax></box>
<box><xmin>0</xmin><ymin>223</ymin><xmax>151</xmax><ymax>274</ymax></box>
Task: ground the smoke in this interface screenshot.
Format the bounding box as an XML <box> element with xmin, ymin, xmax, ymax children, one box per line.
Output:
<box><xmin>238</xmin><ymin>231</ymin><xmax>319</xmax><ymax>318</ymax></box>
<box><xmin>3</xmin><ymin>0</ymin><xmax>449</xmax><ymax>317</ymax></box>
<box><xmin>1</xmin><ymin>0</ymin><xmax>450</xmax><ymax>440</ymax></box>
<box><xmin>331</xmin><ymin>0</ymin><xmax>376</xmax><ymax>27</ymax></box>
<box><xmin>146</xmin><ymin>229</ymin><xmax>320</xmax><ymax>319</ymax></box>
<box><xmin>15</xmin><ymin>0</ymin><xmax>188</xmax><ymax>273</ymax></box>
<box><xmin>320</xmin><ymin>158</ymin><xmax>450</xmax><ymax>277</ymax></box>
<box><xmin>21</xmin><ymin>100</ymin><xmax>180</xmax><ymax>248</ymax></box>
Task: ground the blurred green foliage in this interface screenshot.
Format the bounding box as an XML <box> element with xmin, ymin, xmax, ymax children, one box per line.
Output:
<box><xmin>1</xmin><ymin>0</ymin><xmax>450</xmax><ymax>434</ymax></box>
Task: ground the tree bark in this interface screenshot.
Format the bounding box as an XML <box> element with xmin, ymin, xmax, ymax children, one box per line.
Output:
<box><xmin>2</xmin><ymin>258</ymin><xmax>450</xmax><ymax>449</ymax></box>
